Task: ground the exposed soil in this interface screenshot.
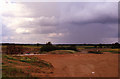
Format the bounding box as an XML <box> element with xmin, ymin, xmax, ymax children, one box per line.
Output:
<box><xmin>2</xmin><ymin>55</ymin><xmax>54</xmax><ymax>77</ymax></box>
<box><xmin>32</xmin><ymin>54</ymin><xmax>118</xmax><ymax>77</ymax></box>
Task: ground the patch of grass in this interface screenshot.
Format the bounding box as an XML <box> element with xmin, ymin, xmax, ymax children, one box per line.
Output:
<box><xmin>8</xmin><ymin>61</ymin><xmax>13</xmax><ymax>63</ymax></box>
<box><xmin>3</xmin><ymin>55</ymin><xmax>17</xmax><ymax>60</ymax></box>
<box><xmin>4</xmin><ymin>55</ymin><xmax>53</xmax><ymax>68</ymax></box>
<box><xmin>7</xmin><ymin>61</ymin><xmax>17</xmax><ymax>64</ymax></box>
<box><xmin>59</xmin><ymin>52</ymin><xmax>64</xmax><ymax>54</ymax></box>
<box><xmin>19</xmin><ymin>57</ymin><xmax>32</xmax><ymax>63</ymax></box>
<box><xmin>88</xmin><ymin>50</ymin><xmax>103</xmax><ymax>54</ymax></box>
<box><xmin>101</xmin><ymin>49</ymin><xmax>119</xmax><ymax>54</ymax></box>
<box><xmin>19</xmin><ymin>56</ymin><xmax>53</xmax><ymax>68</ymax></box>
<box><xmin>2</xmin><ymin>55</ymin><xmax>54</xmax><ymax>77</ymax></box>
<box><xmin>50</xmin><ymin>50</ymin><xmax>77</xmax><ymax>54</ymax></box>
<box><xmin>67</xmin><ymin>50</ymin><xmax>76</xmax><ymax>54</ymax></box>
<box><xmin>2</xmin><ymin>66</ymin><xmax>30</xmax><ymax>77</ymax></box>
<box><xmin>39</xmin><ymin>60</ymin><xmax>53</xmax><ymax>68</ymax></box>
<box><xmin>51</xmin><ymin>52</ymin><xmax>56</xmax><ymax>54</ymax></box>
<box><xmin>84</xmin><ymin>46</ymin><xmax>95</xmax><ymax>49</ymax></box>
<box><xmin>2</xmin><ymin>65</ymin><xmax>8</xmax><ymax>68</ymax></box>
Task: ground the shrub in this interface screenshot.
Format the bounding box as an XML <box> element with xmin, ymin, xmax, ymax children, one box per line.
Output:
<box><xmin>88</xmin><ymin>50</ymin><xmax>103</xmax><ymax>54</ymax></box>
<box><xmin>40</xmin><ymin>42</ymin><xmax>78</xmax><ymax>53</ymax></box>
<box><xmin>40</xmin><ymin>42</ymin><xmax>57</xmax><ymax>52</ymax></box>
<box><xmin>6</xmin><ymin>45</ymin><xmax>23</xmax><ymax>54</ymax></box>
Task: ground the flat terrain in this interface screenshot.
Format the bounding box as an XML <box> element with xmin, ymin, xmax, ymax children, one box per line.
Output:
<box><xmin>31</xmin><ymin>54</ymin><xmax>118</xmax><ymax>77</ymax></box>
<box><xmin>2</xmin><ymin>45</ymin><xmax>119</xmax><ymax>77</ymax></box>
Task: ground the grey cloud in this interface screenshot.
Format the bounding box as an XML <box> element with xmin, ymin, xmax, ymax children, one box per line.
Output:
<box><xmin>70</xmin><ymin>14</ymin><xmax>118</xmax><ymax>25</ymax></box>
<box><xmin>32</xmin><ymin>26</ymin><xmax>57</xmax><ymax>34</ymax></box>
<box><xmin>35</xmin><ymin>16</ymin><xmax>58</xmax><ymax>26</ymax></box>
<box><xmin>2</xmin><ymin>2</ymin><xmax>118</xmax><ymax>44</ymax></box>
<box><xmin>59</xmin><ymin>2</ymin><xmax>118</xmax><ymax>25</ymax></box>
<box><xmin>2</xmin><ymin>24</ymin><xmax>14</xmax><ymax>36</ymax></box>
<box><xmin>54</xmin><ymin>23</ymin><xmax>117</xmax><ymax>43</ymax></box>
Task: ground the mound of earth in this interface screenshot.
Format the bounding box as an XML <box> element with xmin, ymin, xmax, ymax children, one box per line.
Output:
<box><xmin>2</xmin><ymin>55</ymin><xmax>54</xmax><ymax>77</ymax></box>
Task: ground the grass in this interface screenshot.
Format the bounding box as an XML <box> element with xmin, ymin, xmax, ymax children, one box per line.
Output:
<box><xmin>77</xmin><ymin>46</ymin><xmax>95</xmax><ymax>51</ymax></box>
<box><xmin>16</xmin><ymin>56</ymin><xmax>53</xmax><ymax>68</ymax></box>
<box><xmin>39</xmin><ymin>60</ymin><xmax>53</xmax><ymax>67</ymax></box>
<box><xmin>2</xmin><ymin>66</ymin><xmax>30</xmax><ymax>77</ymax></box>
<box><xmin>2</xmin><ymin>65</ymin><xmax>8</xmax><ymax>68</ymax></box>
<box><xmin>2</xmin><ymin>54</ymin><xmax>54</xmax><ymax>77</ymax></box>
<box><xmin>84</xmin><ymin>46</ymin><xmax>95</xmax><ymax>49</ymax></box>
<box><xmin>67</xmin><ymin>50</ymin><xmax>76</xmax><ymax>54</ymax></box>
<box><xmin>49</xmin><ymin>50</ymin><xmax>77</xmax><ymax>54</ymax></box>
<box><xmin>7</xmin><ymin>61</ymin><xmax>17</xmax><ymax>64</ymax></box>
<box><xmin>19</xmin><ymin>57</ymin><xmax>33</xmax><ymax>63</ymax></box>
<box><xmin>3</xmin><ymin>55</ymin><xmax>17</xmax><ymax>60</ymax></box>
<box><xmin>101</xmin><ymin>49</ymin><xmax>119</xmax><ymax>54</ymax></box>
<box><xmin>22</xmin><ymin>45</ymin><xmax>42</xmax><ymax>48</ymax></box>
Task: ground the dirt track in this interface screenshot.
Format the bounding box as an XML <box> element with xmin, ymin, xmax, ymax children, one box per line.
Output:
<box><xmin>34</xmin><ymin>54</ymin><xmax>118</xmax><ymax>77</ymax></box>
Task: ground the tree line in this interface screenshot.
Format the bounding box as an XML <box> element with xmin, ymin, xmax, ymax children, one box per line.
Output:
<box><xmin>3</xmin><ymin>42</ymin><xmax>120</xmax><ymax>54</ymax></box>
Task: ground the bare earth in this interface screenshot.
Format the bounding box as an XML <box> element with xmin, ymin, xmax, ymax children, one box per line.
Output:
<box><xmin>32</xmin><ymin>54</ymin><xmax>118</xmax><ymax>77</ymax></box>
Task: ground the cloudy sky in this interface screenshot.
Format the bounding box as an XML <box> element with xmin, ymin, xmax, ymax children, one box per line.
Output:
<box><xmin>0</xmin><ymin>2</ymin><xmax>118</xmax><ymax>44</ymax></box>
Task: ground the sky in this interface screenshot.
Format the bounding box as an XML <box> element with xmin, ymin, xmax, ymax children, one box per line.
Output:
<box><xmin>0</xmin><ymin>1</ymin><xmax>118</xmax><ymax>44</ymax></box>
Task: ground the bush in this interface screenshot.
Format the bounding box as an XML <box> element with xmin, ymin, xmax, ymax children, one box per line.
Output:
<box><xmin>88</xmin><ymin>50</ymin><xmax>103</xmax><ymax>54</ymax></box>
<box><xmin>6</xmin><ymin>45</ymin><xmax>23</xmax><ymax>54</ymax></box>
<box><xmin>40</xmin><ymin>42</ymin><xmax>57</xmax><ymax>52</ymax></box>
<box><xmin>40</xmin><ymin>42</ymin><xmax>78</xmax><ymax>53</ymax></box>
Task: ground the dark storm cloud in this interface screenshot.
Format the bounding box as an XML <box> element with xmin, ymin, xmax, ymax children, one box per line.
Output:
<box><xmin>52</xmin><ymin>2</ymin><xmax>118</xmax><ymax>43</ymax></box>
<box><xmin>52</xmin><ymin>22</ymin><xmax>117</xmax><ymax>44</ymax></box>
<box><xmin>2</xmin><ymin>2</ymin><xmax>118</xmax><ymax>43</ymax></box>
<box><xmin>58</xmin><ymin>2</ymin><xmax>118</xmax><ymax>25</ymax></box>
<box><xmin>70</xmin><ymin>15</ymin><xmax>118</xmax><ymax>25</ymax></box>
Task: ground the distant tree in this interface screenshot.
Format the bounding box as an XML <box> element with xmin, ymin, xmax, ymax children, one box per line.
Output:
<box><xmin>112</xmin><ymin>42</ymin><xmax>119</xmax><ymax>48</ymax></box>
<box><xmin>46</xmin><ymin>42</ymin><xmax>52</xmax><ymax>46</ymax></box>
<box><xmin>88</xmin><ymin>50</ymin><xmax>103</xmax><ymax>54</ymax></box>
<box><xmin>40</xmin><ymin>42</ymin><xmax>78</xmax><ymax>53</ymax></box>
<box><xmin>69</xmin><ymin>45</ymin><xmax>77</xmax><ymax>51</ymax></box>
<box><xmin>98</xmin><ymin>43</ymin><xmax>103</xmax><ymax>48</ymax></box>
<box><xmin>36</xmin><ymin>43</ymin><xmax>40</xmax><ymax>46</ymax></box>
<box><xmin>40</xmin><ymin>42</ymin><xmax>56</xmax><ymax>52</ymax></box>
<box><xmin>94</xmin><ymin>45</ymin><xmax>97</xmax><ymax>48</ymax></box>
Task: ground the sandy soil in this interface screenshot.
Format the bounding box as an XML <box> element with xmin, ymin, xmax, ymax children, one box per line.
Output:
<box><xmin>32</xmin><ymin>54</ymin><xmax>118</xmax><ymax>77</ymax></box>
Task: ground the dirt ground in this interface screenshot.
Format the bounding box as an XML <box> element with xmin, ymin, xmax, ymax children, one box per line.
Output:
<box><xmin>31</xmin><ymin>54</ymin><xmax>118</xmax><ymax>77</ymax></box>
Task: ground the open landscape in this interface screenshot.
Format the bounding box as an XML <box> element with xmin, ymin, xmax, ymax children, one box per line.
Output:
<box><xmin>1</xmin><ymin>1</ymin><xmax>119</xmax><ymax>79</ymax></box>
<box><xmin>1</xmin><ymin>42</ymin><xmax>119</xmax><ymax>78</ymax></box>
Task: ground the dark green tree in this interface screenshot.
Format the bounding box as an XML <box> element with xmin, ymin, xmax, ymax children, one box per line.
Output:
<box><xmin>40</xmin><ymin>42</ymin><xmax>56</xmax><ymax>52</ymax></box>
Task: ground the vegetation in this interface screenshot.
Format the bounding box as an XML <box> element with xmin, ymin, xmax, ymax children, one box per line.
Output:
<box><xmin>2</xmin><ymin>66</ymin><xmax>28</xmax><ymax>77</ymax></box>
<box><xmin>101</xmin><ymin>49</ymin><xmax>119</xmax><ymax>54</ymax></box>
<box><xmin>2</xmin><ymin>42</ymin><xmax>120</xmax><ymax>54</ymax></box>
<box><xmin>94</xmin><ymin>42</ymin><xmax>120</xmax><ymax>48</ymax></box>
<box><xmin>2</xmin><ymin>55</ymin><xmax>54</xmax><ymax>77</ymax></box>
<box><xmin>88</xmin><ymin>50</ymin><xmax>103</xmax><ymax>54</ymax></box>
<box><xmin>40</xmin><ymin>42</ymin><xmax>77</xmax><ymax>53</ymax></box>
<box><xmin>49</xmin><ymin>50</ymin><xmax>76</xmax><ymax>54</ymax></box>
<box><xmin>40</xmin><ymin>42</ymin><xmax>57</xmax><ymax>52</ymax></box>
<box><xmin>6</xmin><ymin>45</ymin><xmax>23</xmax><ymax>54</ymax></box>
<box><xmin>4</xmin><ymin>55</ymin><xmax>17</xmax><ymax>60</ymax></box>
